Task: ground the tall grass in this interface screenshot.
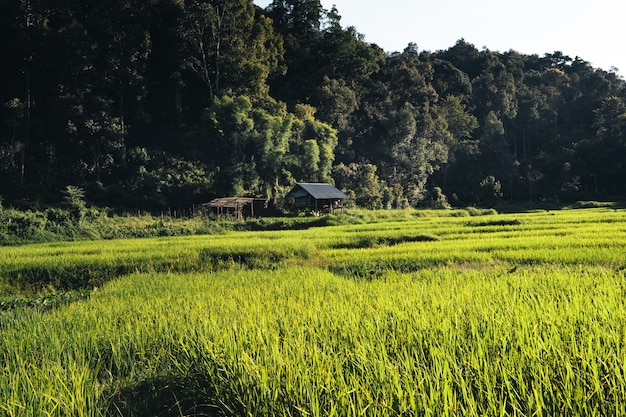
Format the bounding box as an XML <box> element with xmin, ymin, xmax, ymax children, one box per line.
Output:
<box><xmin>1</xmin><ymin>207</ymin><xmax>626</xmax><ymax>415</ymax></box>
<box><xmin>2</xmin><ymin>266</ymin><xmax>626</xmax><ymax>416</ymax></box>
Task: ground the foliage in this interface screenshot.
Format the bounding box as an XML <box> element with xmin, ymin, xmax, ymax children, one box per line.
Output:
<box><xmin>425</xmin><ymin>186</ymin><xmax>451</xmax><ymax>209</ymax></box>
<box><xmin>180</xmin><ymin>0</ymin><xmax>283</xmax><ymax>100</ymax></box>
<box><xmin>0</xmin><ymin>0</ymin><xmax>626</xmax><ymax>210</ymax></box>
<box><xmin>333</xmin><ymin>162</ymin><xmax>384</xmax><ymax>209</ymax></box>
<box><xmin>203</xmin><ymin>94</ymin><xmax>338</xmax><ymax>204</ymax></box>
<box><xmin>62</xmin><ymin>185</ymin><xmax>87</xmax><ymax>224</ymax></box>
<box><xmin>0</xmin><ymin>207</ymin><xmax>220</xmax><ymax>245</ymax></box>
<box><xmin>479</xmin><ymin>175</ymin><xmax>503</xmax><ymax>205</ymax></box>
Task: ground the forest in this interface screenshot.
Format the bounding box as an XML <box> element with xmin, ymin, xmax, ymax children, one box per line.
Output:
<box><xmin>1</xmin><ymin>0</ymin><xmax>626</xmax><ymax>212</ymax></box>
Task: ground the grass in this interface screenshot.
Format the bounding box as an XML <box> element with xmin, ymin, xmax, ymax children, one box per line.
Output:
<box><xmin>1</xmin><ymin>207</ymin><xmax>626</xmax><ymax>416</ymax></box>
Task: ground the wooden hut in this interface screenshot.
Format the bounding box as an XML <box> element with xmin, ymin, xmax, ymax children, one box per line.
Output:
<box><xmin>203</xmin><ymin>197</ymin><xmax>260</xmax><ymax>219</ymax></box>
<box><xmin>286</xmin><ymin>183</ymin><xmax>348</xmax><ymax>213</ymax></box>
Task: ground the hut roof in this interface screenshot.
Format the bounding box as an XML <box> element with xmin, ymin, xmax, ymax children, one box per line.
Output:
<box><xmin>286</xmin><ymin>183</ymin><xmax>348</xmax><ymax>200</ymax></box>
<box><xmin>205</xmin><ymin>197</ymin><xmax>258</xmax><ymax>208</ymax></box>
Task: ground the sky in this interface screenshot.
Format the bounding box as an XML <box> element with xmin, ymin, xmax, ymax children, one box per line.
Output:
<box><xmin>253</xmin><ymin>0</ymin><xmax>625</xmax><ymax>76</ymax></box>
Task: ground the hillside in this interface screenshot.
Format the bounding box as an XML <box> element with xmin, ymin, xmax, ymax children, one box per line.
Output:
<box><xmin>1</xmin><ymin>0</ymin><xmax>625</xmax><ymax>211</ymax></box>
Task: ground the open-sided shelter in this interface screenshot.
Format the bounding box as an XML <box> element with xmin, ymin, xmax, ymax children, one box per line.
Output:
<box><xmin>286</xmin><ymin>183</ymin><xmax>348</xmax><ymax>213</ymax></box>
<box><xmin>203</xmin><ymin>197</ymin><xmax>260</xmax><ymax>219</ymax></box>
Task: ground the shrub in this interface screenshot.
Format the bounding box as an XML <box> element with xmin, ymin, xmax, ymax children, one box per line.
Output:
<box><xmin>3</xmin><ymin>209</ymin><xmax>47</xmax><ymax>241</ymax></box>
<box><xmin>62</xmin><ymin>185</ymin><xmax>87</xmax><ymax>224</ymax></box>
<box><xmin>427</xmin><ymin>187</ymin><xmax>451</xmax><ymax>209</ymax></box>
<box><xmin>569</xmin><ymin>200</ymin><xmax>613</xmax><ymax>209</ymax></box>
<box><xmin>465</xmin><ymin>207</ymin><xmax>498</xmax><ymax>216</ymax></box>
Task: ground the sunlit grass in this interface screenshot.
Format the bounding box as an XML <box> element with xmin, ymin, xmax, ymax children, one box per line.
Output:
<box><xmin>1</xmin><ymin>207</ymin><xmax>626</xmax><ymax>415</ymax></box>
<box><xmin>3</xmin><ymin>266</ymin><xmax>626</xmax><ymax>416</ymax></box>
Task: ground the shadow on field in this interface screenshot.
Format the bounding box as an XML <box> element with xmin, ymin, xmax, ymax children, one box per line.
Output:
<box><xmin>110</xmin><ymin>376</ymin><xmax>223</xmax><ymax>417</ymax></box>
<box><xmin>330</xmin><ymin>259</ymin><xmax>429</xmax><ymax>280</ymax></box>
<box><xmin>467</xmin><ymin>219</ymin><xmax>524</xmax><ymax>227</ymax></box>
<box><xmin>330</xmin><ymin>234</ymin><xmax>439</xmax><ymax>249</ymax></box>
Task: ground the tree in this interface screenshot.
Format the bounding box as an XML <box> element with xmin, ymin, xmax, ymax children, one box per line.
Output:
<box><xmin>478</xmin><ymin>110</ymin><xmax>519</xmax><ymax>200</ymax></box>
<box><xmin>62</xmin><ymin>185</ymin><xmax>87</xmax><ymax>224</ymax></box>
<box><xmin>289</xmin><ymin>104</ymin><xmax>338</xmax><ymax>183</ymax></box>
<box><xmin>373</xmin><ymin>99</ymin><xmax>450</xmax><ymax>206</ymax></box>
<box><xmin>471</xmin><ymin>57</ymin><xmax>519</xmax><ymax>121</ymax></box>
<box><xmin>593</xmin><ymin>96</ymin><xmax>626</xmax><ymax>143</ymax></box>
<box><xmin>202</xmin><ymin>96</ymin><xmax>338</xmax><ymax>200</ymax></box>
<box><xmin>437</xmin><ymin>39</ymin><xmax>483</xmax><ymax>79</ymax></box>
<box><xmin>0</xmin><ymin>98</ymin><xmax>25</xmax><ymax>182</ymax></box>
<box><xmin>581</xmin><ymin>96</ymin><xmax>626</xmax><ymax>195</ymax></box>
<box><xmin>254</xmin><ymin>110</ymin><xmax>292</xmax><ymax>205</ymax></box>
<box><xmin>180</xmin><ymin>0</ymin><xmax>283</xmax><ymax>102</ymax></box>
<box><xmin>430</xmin><ymin>58</ymin><xmax>473</xmax><ymax>101</ymax></box>
<box><xmin>332</xmin><ymin>162</ymin><xmax>382</xmax><ymax>209</ymax></box>
<box><xmin>434</xmin><ymin>95</ymin><xmax>479</xmax><ymax>192</ymax></box>
<box><xmin>268</xmin><ymin>0</ymin><xmax>323</xmax><ymax>35</ymax></box>
<box><xmin>204</xmin><ymin>95</ymin><xmax>255</xmax><ymax>194</ymax></box>
<box><xmin>2</xmin><ymin>0</ymin><xmax>626</xmax><ymax>209</ymax></box>
<box><xmin>479</xmin><ymin>175</ymin><xmax>502</xmax><ymax>205</ymax></box>
<box><xmin>0</xmin><ymin>0</ymin><xmax>38</xmax><ymax>188</ymax></box>
<box><xmin>301</xmin><ymin>139</ymin><xmax>320</xmax><ymax>179</ymax></box>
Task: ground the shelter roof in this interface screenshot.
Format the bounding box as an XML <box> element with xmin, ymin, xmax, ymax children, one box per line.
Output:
<box><xmin>205</xmin><ymin>197</ymin><xmax>257</xmax><ymax>208</ymax></box>
<box><xmin>286</xmin><ymin>183</ymin><xmax>348</xmax><ymax>200</ymax></box>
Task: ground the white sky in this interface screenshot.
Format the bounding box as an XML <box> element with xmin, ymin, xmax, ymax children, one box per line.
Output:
<box><xmin>254</xmin><ymin>0</ymin><xmax>625</xmax><ymax>76</ymax></box>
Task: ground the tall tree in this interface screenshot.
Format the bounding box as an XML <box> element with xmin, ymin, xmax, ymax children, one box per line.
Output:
<box><xmin>180</xmin><ymin>0</ymin><xmax>283</xmax><ymax>102</ymax></box>
<box><xmin>254</xmin><ymin>109</ymin><xmax>293</xmax><ymax>205</ymax></box>
<box><xmin>581</xmin><ymin>96</ymin><xmax>626</xmax><ymax>195</ymax></box>
<box><xmin>0</xmin><ymin>0</ymin><xmax>37</xmax><ymax>188</ymax></box>
<box><xmin>434</xmin><ymin>95</ymin><xmax>479</xmax><ymax>192</ymax></box>
<box><xmin>291</xmin><ymin>104</ymin><xmax>338</xmax><ymax>183</ymax></box>
<box><xmin>43</xmin><ymin>0</ymin><xmax>152</xmax><ymax>186</ymax></box>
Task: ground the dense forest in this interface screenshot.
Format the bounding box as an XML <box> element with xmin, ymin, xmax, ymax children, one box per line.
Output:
<box><xmin>1</xmin><ymin>0</ymin><xmax>626</xmax><ymax>211</ymax></box>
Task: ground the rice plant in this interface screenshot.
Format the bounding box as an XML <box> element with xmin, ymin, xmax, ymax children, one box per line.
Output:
<box><xmin>1</xmin><ymin>207</ymin><xmax>626</xmax><ymax>416</ymax></box>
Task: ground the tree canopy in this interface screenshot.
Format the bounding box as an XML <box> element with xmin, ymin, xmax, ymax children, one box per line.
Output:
<box><xmin>1</xmin><ymin>0</ymin><xmax>625</xmax><ymax>210</ymax></box>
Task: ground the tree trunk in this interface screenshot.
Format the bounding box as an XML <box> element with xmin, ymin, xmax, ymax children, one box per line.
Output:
<box><xmin>20</xmin><ymin>0</ymin><xmax>32</xmax><ymax>187</ymax></box>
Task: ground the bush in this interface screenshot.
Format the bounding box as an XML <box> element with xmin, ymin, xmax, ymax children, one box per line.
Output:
<box><xmin>45</xmin><ymin>207</ymin><xmax>73</xmax><ymax>225</ymax></box>
<box><xmin>569</xmin><ymin>201</ymin><xmax>613</xmax><ymax>209</ymax></box>
<box><xmin>465</xmin><ymin>207</ymin><xmax>498</xmax><ymax>216</ymax></box>
<box><xmin>427</xmin><ymin>187</ymin><xmax>451</xmax><ymax>209</ymax></box>
<box><xmin>2</xmin><ymin>209</ymin><xmax>47</xmax><ymax>241</ymax></box>
<box><xmin>62</xmin><ymin>185</ymin><xmax>87</xmax><ymax>224</ymax></box>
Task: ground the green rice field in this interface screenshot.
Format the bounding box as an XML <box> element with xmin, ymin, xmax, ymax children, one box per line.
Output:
<box><xmin>1</xmin><ymin>207</ymin><xmax>626</xmax><ymax>416</ymax></box>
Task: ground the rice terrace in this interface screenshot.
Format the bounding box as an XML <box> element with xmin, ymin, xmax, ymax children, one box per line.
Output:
<box><xmin>2</xmin><ymin>204</ymin><xmax>626</xmax><ymax>416</ymax></box>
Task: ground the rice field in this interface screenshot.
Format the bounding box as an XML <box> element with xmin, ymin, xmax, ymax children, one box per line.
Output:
<box><xmin>1</xmin><ymin>207</ymin><xmax>626</xmax><ymax>416</ymax></box>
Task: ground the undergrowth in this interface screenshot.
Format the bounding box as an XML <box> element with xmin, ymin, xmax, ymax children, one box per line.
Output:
<box><xmin>0</xmin><ymin>207</ymin><xmax>498</xmax><ymax>245</ymax></box>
